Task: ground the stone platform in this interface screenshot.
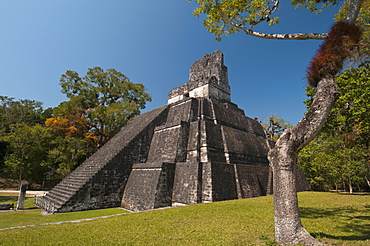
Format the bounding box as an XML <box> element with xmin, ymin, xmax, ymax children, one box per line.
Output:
<box><xmin>36</xmin><ymin>50</ymin><xmax>309</xmax><ymax>213</ymax></box>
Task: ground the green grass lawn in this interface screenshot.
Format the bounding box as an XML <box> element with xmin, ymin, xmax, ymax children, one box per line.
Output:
<box><xmin>0</xmin><ymin>192</ymin><xmax>127</xmax><ymax>230</ymax></box>
<box><xmin>0</xmin><ymin>192</ymin><xmax>369</xmax><ymax>245</ymax></box>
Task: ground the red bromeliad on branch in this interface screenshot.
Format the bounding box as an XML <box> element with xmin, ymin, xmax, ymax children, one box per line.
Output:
<box><xmin>307</xmin><ymin>21</ymin><xmax>363</xmax><ymax>86</ymax></box>
<box><xmin>189</xmin><ymin>0</ymin><xmax>365</xmax><ymax>244</ymax></box>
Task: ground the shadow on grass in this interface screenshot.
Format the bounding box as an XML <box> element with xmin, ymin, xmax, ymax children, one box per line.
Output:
<box><xmin>0</xmin><ymin>196</ymin><xmax>18</xmax><ymax>203</ymax></box>
<box><xmin>0</xmin><ymin>196</ymin><xmax>38</xmax><ymax>209</ymax></box>
<box><xmin>311</xmin><ymin>232</ymin><xmax>370</xmax><ymax>241</ymax></box>
<box><xmin>300</xmin><ymin>206</ymin><xmax>370</xmax><ymax>241</ymax></box>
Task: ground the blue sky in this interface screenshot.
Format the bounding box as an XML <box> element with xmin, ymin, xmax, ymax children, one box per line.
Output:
<box><xmin>0</xmin><ymin>0</ymin><xmax>341</xmax><ymax>125</ymax></box>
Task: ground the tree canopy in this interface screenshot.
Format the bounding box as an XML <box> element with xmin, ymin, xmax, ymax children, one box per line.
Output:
<box><xmin>0</xmin><ymin>67</ymin><xmax>152</xmax><ymax>184</ymax></box>
<box><xmin>261</xmin><ymin>115</ymin><xmax>292</xmax><ymax>142</ymax></box>
<box><xmin>188</xmin><ymin>0</ymin><xmax>367</xmax><ymax>245</ymax></box>
<box><xmin>54</xmin><ymin>67</ymin><xmax>152</xmax><ymax>148</ymax></box>
<box><xmin>189</xmin><ymin>0</ymin><xmax>343</xmax><ymax>40</ymax></box>
<box><xmin>299</xmin><ymin>63</ymin><xmax>370</xmax><ymax>192</ymax></box>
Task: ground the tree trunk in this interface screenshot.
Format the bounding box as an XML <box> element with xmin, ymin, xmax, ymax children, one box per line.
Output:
<box><xmin>98</xmin><ymin>120</ymin><xmax>105</xmax><ymax>148</ymax></box>
<box><xmin>268</xmin><ymin>77</ymin><xmax>339</xmax><ymax>245</ymax></box>
<box><xmin>365</xmin><ymin>176</ymin><xmax>370</xmax><ymax>188</ymax></box>
<box><xmin>348</xmin><ymin>177</ymin><xmax>353</xmax><ymax>194</ymax></box>
<box><xmin>268</xmin><ymin>0</ymin><xmax>363</xmax><ymax>243</ymax></box>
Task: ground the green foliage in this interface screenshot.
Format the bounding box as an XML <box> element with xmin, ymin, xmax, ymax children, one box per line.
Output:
<box><xmin>0</xmin><ymin>192</ymin><xmax>369</xmax><ymax>245</ymax></box>
<box><xmin>57</xmin><ymin>67</ymin><xmax>152</xmax><ymax>147</ymax></box>
<box><xmin>0</xmin><ymin>67</ymin><xmax>152</xmax><ymax>183</ymax></box>
<box><xmin>0</xmin><ymin>97</ymin><xmax>48</xmax><ymax>178</ymax></box>
<box><xmin>300</xmin><ymin>64</ymin><xmax>370</xmax><ymax>191</ymax></box>
<box><xmin>188</xmin><ymin>0</ymin><xmax>346</xmax><ymax>40</ymax></box>
<box><xmin>298</xmin><ymin>135</ymin><xmax>369</xmax><ymax>191</ymax></box>
<box><xmin>261</xmin><ymin>115</ymin><xmax>292</xmax><ymax>141</ymax></box>
<box><xmin>47</xmin><ymin>136</ymin><xmax>94</xmax><ymax>177</ymax></box>
<box><xmin>305</xmin><ymin>63</ymin><xmax>370</xmax><ymax>141</ymax></box>
<box><xmin>2</xmin><ymin>124</ymin><xmax>52</xmax><ymax>183</ymax></box>
<box><xmin>330</xmin><ymin>63</ymin><xmax>370</xmax><ymax>147</ymax></box>
<box><xmin>189</xmin><ymin>0</ymin><xmax>280</xmax><ymax>40</ymax></box>
<box><xmin>291</xmin><ymin>0</ymin><xmax>340</xmax><ymax>13</ymax></box>
<box><xmin>0</xmin><ymin>96</ymin><xmax>44</xmax><ymax>133</ymax></box>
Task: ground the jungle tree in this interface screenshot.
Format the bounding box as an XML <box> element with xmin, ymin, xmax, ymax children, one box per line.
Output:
<box><xmin>300</xmin><ymin>63</ymin><xmax>370</xmax><ymax>192</ymax></box>
<box><xmin>188</xmin><ymin>0</ymin><xmax>366</xmax><ymax>244</ymax></box>
<box><xmin>261</xmin><ymin>115</ymin><xmax>293</xmax><ymax>141</ymax></box>
<box><xmin>53</xmin><ymin>67</ymin><xmax>152</xmax><ymax>148</ymax></box>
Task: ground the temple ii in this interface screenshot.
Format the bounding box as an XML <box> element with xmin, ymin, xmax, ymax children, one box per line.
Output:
<box><xmin>36</xmin><ymin>50</ymin><xmax>308</xmax><ymax>213</ymax></box>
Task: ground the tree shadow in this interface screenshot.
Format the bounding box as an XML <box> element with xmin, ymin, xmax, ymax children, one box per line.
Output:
<box><xmin>0</xmin><ymin>196</ymin><xmax>38</xmax><ymax>209</ymax></box>
<box><xmin>300</xmin><ymin>206</ymin><xmax>370</xmax><ymax>241</ymax></box>
<box><xmin>311</xmin><ymin>232</ymin><xmax>370</xmax><ymax>241</ymax></box>
<box><xmin>0</xmin><ymin>196</ymin><xmax>18</xmax><ymax>203</ymax></box>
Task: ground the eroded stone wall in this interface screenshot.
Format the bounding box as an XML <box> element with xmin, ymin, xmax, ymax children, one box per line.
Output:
<box><xmin>168</xmin><ymin>50</ymin><xmax>231</xmax><ymax>104</ymax></box>
<box><xmin>37</xmin><ymin>50</ymin><xmax>309</xmax><ymax>214</ymax></box>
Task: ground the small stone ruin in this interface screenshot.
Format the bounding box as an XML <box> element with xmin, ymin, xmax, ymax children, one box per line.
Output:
<box><xmin>36</xmin><ymin>50</ymin><xmax>309</xmax><ymax>213</ymax></box>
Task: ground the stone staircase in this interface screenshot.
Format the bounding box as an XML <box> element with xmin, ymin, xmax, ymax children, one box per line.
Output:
<box><xmin>36</xmin><ymin>105</ymin><xmax>169</xmax><ymax>213</ymax></box>
<box><xmin>36</xmin><ymin>161</ymin><xmax>102</xmax><ymax>213</ymax></box>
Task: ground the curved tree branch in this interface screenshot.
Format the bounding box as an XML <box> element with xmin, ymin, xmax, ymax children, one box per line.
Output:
<box><xmin>214</xmin><ymin>1</ymin><xmax>328</xmax><ymax>40</ymax></box>
<box><xmin>269</xmin><ymin>0</ymin><xmax>364</xmax><ymax>244</ymax></box>
<box><xmin>274</xmin><ymin>77</ymin><xmax>339</xmax><ymax>155</ymax></box>
<box><xmin>238</xmin><ymin>24</ymin><xmax>328</xmax><ymax>40</ymax></box>
<box><xmin>249</xmin><ymin>0</ymin><xmax>280</xmax><ymax>30</ymax></box>
<box><xmin>346</xmin><ymin>0</ymin><xmax>364</xmax><ymax>23</ymax></box>
<box><xmin>268</xmin><ymin>76</ymin><xmax>338</xmax><ymax>246</ymax></box>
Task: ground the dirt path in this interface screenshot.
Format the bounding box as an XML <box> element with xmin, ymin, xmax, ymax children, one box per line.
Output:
<box><xmin>0</xmin><ymin>212</ymin><xmax>129</xmax><ymax>231</ymax></box>
<box><xmin>0</xmin><ymin>190</ymin><xmax>48</xmax><ymax>196</ymax></box>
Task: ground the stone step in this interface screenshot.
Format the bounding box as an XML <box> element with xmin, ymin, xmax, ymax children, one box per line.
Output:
<box><xmin>52</xmin><ymin>181</ymin><xmax>80</xmax><ymax>192</ymax></box>
<box><xmin>61</xmin><ymin>175</ymin><xmax>91</xmax><ymax>184</ymax></box>
<box><xmin>73</xmin><ymin>169</ymin><xmax>99</xmax><ymax>174</ymax></box>
<box><xmin>81</xmin><ymin>159</ymin><xmax>109</xmax><ymax>167</ymax></box>
<box><xmin>57</xmin><ymin>182</ymin><xmax>87</xmax><ymax>191</ymax></box>
<box><xmin>51</xmin><ymin>185</ymin><xmax>77</xmax><ymax>196</ymax></box>
<box><xmin>67</xmin><ymin>173</ymin><xmax>94</xmax><ymax>180</ymax></box>
<box><xmin>45</xmin><ymin>192</ymin><xmax>70</xmax><ymax>205</ymax></box>
<box><xmin>72</xmin><ymin>167</ymin><xmax>101</xmax><ymax>175</ymax></box>
<box><xmin>41</xmin><ymin>196</ymin><xmax>64</xmax><ymax>209</ymax></box>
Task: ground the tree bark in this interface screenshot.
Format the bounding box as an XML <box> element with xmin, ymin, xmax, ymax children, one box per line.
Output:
<box><xmin>215</xmin><ymin>1</ymin><xmax>328</xmax><ymax>40</ymax></box>
<box><xmin>365</xmin><ymin>176</ymin><xmax>370</xmax><ymax>188</ymax></box>
<box><xmin>348</xmin><ymin>177</ymin><xmax>353</xmax><ymax>194</ymax></box>
<box><xmin>268</xmin><ymin>0</ymin><xmax>363</xmax><ymax>243</ymax></box>
<box><xmin>238</xmin><ymin>27</ymin><xmax>328</xmax><ymax>40</ymax></box>
<box><xmin>268</xmin><ymin>77</ymin><xmax>339</xmax><ymax>245</ymax></box>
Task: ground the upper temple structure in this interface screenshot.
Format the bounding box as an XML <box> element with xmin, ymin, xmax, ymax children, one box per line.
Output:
<box><xmin>36</xmin><ymin>50</ymin><xmax>308</xmax><ymax>213</ymax></box>
<box><xmin>168</xmin><ymin>50</ymin><xmax>230</xmax><ymax>104</ymax></box>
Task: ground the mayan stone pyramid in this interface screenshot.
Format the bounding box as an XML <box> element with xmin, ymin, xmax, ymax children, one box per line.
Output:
<box><xmin>36</xmin><ymin>50</ymin><xmax>308</xmax><ymax>213</ymax></box>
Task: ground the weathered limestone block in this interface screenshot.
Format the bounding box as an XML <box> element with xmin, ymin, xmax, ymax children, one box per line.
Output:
<box><xmin>200</xmin><ymin>120</ymin><xmax>227</xmax><ymax>163</ymax></box>
<box><xmin>209</xmin><ymin>163</ymin><xmax>238</xmax><ymax>201</ymax></box>
<box><xmin>168</xmin><ymin>50</ymin><xmax>231</xmax><ymax>104</ymax></box>
<box><xmin>17</xmin><ymin>182</ymin><xmax>28</xmax><ymax>210</ymax></box>
<box><xmin>296</xmin><ymin>170</ymin><xmax>310</xmax><ymax>192</ymax></box>
<box><xmin>166</xmin><ymin>98</ymin><xmax>199</xmax><ymax>124</ymax></box>
<box><xmin>36</xmin><ymin>105</ymin><xmax>169</xmax><ymax>213</ymax></box>
<box><xmin>121</xmin><ymin>162</ymin><xmax>176</xmax><ymax>212</ymax></box>
<box><xmin>37</xmin><ymin>50</ymin><xmax>309</xmax><ymax>213</ymax></box>
<box><xmin>172</xmin><ymin>162</ymin><xmax>202</xmax><ymax>204</ymax></box>
<box><xmin>235</xmin><ymin>165</ymin><xmax>271</xmax><ymax>198</ymax></box>
<box><xmin>186</xmin><ymin>121</ymin><xmax>200</xmax><ymax>163</ymax></box>
<box><xmin>147</xmin><ymin>121</ymin><xmax>190</xmax><ymax>163</ymax></box>
<box><xmin>222</xmin><ymin>126</ymin><xmax>270</xmax><ymax>165</ymax></box>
